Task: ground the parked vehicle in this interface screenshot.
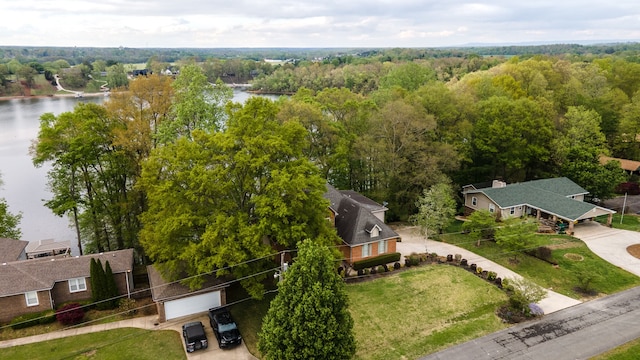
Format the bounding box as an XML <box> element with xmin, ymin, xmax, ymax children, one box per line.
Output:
<box><xmin>182</xmin><ymin>321</ymin><xmax>208</xmax><ymax>353</ymax></box>
<box><xmin>209</xmin><ymin>307</ymin><xmax>242</xmax><ymax>348</ymax></box>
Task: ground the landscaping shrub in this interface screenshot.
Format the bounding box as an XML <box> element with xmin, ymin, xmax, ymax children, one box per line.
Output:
<box><xmin>393</xmin><ymin>262</ymin><xmax>401</xmax><ymax>270</ymax></box>
<box><xmin>9</xmin><ymin>310</ymin><xmax>55</xmax><ymax>330</ymax></box>
<box><xmin>353</xmin><ymin>252</ymin><xmax>401</xmax><ymax>271</ymax></box>
<box><xmin>460</xmin><ymin>259</ymin><xmax>468</xmax><ymax>267</ymax></box>
<box><xmin>454</xmin><ymin>254</ymin><xmax>462</xmax><ymax>262</ymax></box>
<box><xmin>528</xmin><ymin>303</ymin><xmax>544</xmax><ymax>316</ymax></box>
<box><xmin>487</xmin><ymin>271</ymin><xmax>497</xmax><ymax>281</ymax></box>
<box><xmin>118</xmin><ymin>298</ymin><xmax>137</xmax><ymax>317</ymax></box>
<box><xmin>615</xmin><ymin>182</ymin><xmax>640</xmax><ymax>195</ymax></box>
<box><xmin>446</xmin><ymin>254</ymin><xmax>453</xmax><ymax>262</ymax></box>
<box><xmin>370</xmin><ymin>267</ymin><xmax>377</xmax><ymax>275</ymax></box>
<box><xmin>56</xmin><ymin>303</ymin><xmax>85</xmax><ymax>325</ymax></box>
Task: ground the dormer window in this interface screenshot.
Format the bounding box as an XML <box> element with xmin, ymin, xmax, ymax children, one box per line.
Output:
<box><xmin>365</xmin><ymin>223</ymin><xmax>382</xmax><ymax>238</ymax></box>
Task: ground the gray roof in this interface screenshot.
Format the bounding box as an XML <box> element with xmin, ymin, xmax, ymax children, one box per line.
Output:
<box><xmin>147</xmin><ymin>265</ymin><xmax>228</xmax><ymax>302</ymax></box>
<box><xmin>324</xmin><ymin>185</ymin><xmax>399</xmax><ymax>246</ymax></box>
<box><xmin>0</xmin><ymin>238</ymin><xmax>29</xmax><ymax>263</ymax></box>
<box><xmin>0</xmin><ymin>249</ymin><xmax>134</xmax><ymax>297</ymax></box>
<box><xmin>467</xmin><ymin>177</ymin><xmax>613</xmax><ymax>221</ymax></box>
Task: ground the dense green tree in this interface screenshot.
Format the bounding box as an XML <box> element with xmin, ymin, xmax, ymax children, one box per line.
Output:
<box><xmin>0</xmin><ymin>199</ymin><xmax>22</xmax><ymax>239</ymax></box>
<box><xmin>259</xmin><ymin>240</ymin><xmax>355</xmax><ymax>360</ymax></box>
<box><xmin>139</xmin><ymin>97</ymin><xmax>339</xmax><ymax>297</ymax></box>
<box><xmin>32</xmin><ymin>103</ymin><xmax>139</xmax><ymax>254</ymax></box>
<box><xmin>495</xmin><ymin>218</ymin><xmax>538</xmax><ymax>262</ymax></box>
<box><xmin>157</xmin><ymin>64</ymin><xmax>232</xmax><ymax>142</ymax></box>
<box><xmin>106</xmin><ymin>63</ymin><xmax>129</xmax><ymax>89</ymax></box>
<box><xmin>90</xmin><ymin>258</ymin><xmax>109</xmax><ymax>309</ymax></box>
<box><xmin>379</xmin><ymin>61</ymin><xmax>436</xmax><ymax>91</ymax></box>
<box><xmin>411</xmin><ymin>182</ymin><xmax>457</xmax><ymax>240</ymax></box>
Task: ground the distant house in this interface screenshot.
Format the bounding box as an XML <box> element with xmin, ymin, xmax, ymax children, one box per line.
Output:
<box><xmin>462</xmin><ymin>177</ymin><xmax>615</xmax><ymax>234</ymax></box>
<box><xmin>0</xmin><ymin>238</ymin><xmax>29</xmax><ymax>263</ymax></box>
<box><xmin>324</xmin><ymin>184</ymin><xmax>400</xmax><ymax>265</ymax></box>
<box><xmin>147</xmin><ymin>265</ymin><xmax>229</xmax><ymax>323</ymax></box>
<box><xmin>25</xmin><ymin>239</ymin><xmax>71</xmax><ymax>259</ymax></box>
<box><xmin>599</xmin><ymin>155</ymin><xmax>640</xmax><ymax>175</ymax></box>
<box><xmin>0</xmin><ymin>249</ymin><xmax>134</xmax><ymax>323</ymax></box>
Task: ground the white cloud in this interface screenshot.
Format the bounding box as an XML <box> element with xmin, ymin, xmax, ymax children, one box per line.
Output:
<box><xmin>0</xmin><ymin>0</ymin><xmax>638</xmax><ymax>47</ymax></box>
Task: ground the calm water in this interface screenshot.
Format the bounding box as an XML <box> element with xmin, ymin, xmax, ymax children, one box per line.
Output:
<box><xmin>0</xmin><ymin>90</ymin><xmax>279</xmax><ymax>253</ymax></box>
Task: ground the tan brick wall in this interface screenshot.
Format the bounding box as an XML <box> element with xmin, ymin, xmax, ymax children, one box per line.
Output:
<box><xmin>0</xmin><ymin>291</ymin><xmax>52</xmax><ymax>323</ymax></box>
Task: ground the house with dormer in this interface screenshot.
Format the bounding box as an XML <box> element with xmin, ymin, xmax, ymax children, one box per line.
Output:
<box><xmin>324</xmin><ymin>184</ymin><xmax>400</xmax><ymax>265</ymax></box>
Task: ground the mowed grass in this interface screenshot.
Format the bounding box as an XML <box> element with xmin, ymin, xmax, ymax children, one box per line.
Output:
<box><xmin>591</xmin><ymin>336</ymin><xmax>640</xmax><ymax>360</ymax></box>
<box><xmin>0</xmin><ymin>328</ymin><xmax>185</xmax><ymax>360</ymax></box>
<box><xmin>443</xmin><ymin>225</ymin><xmax>640</xmax><ymax>299</ymax></box>
<box><xmin>596</xmin><ymin>213</ymin><xmax>640</xmax><ymax>232</ymax></box>
<box><xmin>346</xmin><ymin>265</ymin><xmax>509</xmax><ymax>360</ymax></box>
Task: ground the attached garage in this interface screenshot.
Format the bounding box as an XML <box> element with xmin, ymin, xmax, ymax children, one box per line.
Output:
<box><xmin>164</xmin><ymin>291</ymin><xmax>222</xmax><ymax>321</ymax></box>
<box><xmin>147</xmin><ymin>265</ymin><xmax>228</xmax><ymax>322</ymax></box>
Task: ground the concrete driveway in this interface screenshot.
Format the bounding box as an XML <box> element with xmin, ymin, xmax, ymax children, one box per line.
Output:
<box><xmin>394</xmin><ymin>226</ymin><xmax>582</xmax><ymax>314</ymax></box>
<box><xmin>572</xmin><ymin>220</ymin><xmax>640</xmax><ymax>277</ymax></box>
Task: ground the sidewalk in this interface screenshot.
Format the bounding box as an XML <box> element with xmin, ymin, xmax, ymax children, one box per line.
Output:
<box><xmin>394</xmin><ymin>226</ymin><xmax>582</xmax><ymax>314</ymax></box>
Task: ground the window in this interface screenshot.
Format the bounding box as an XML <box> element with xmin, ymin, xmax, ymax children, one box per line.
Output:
<box><xmin>378</xmin><ymin>240</ymin><xmax>387</xmax><ymax>255</ymax></box>
<box><xmin>69</xmin><ymin>277</ymin><xmax>87</xmax><ymax>293</ymax></box>
<box><xmin>471</xmin><ymin>197</ymin><xmax>477</xmax><ymax>206</ymax></box>
<box><xmin>370</xmin><ymin>226</ymin><xmax>380</xmax><ymax>238</ymax></box>
<box><xmin>489</xmin><ymin>203</ymin><xmax>495</xmax><ymax>213</ymax></box>
<box><xmin>25</xmin><ymin>291</ymin><xmax>39</xmax><ymax>307</ymax></box>
<box><xmin>362</xmin><ymin>243</ymin><xmax>371</xmax><ymax>257</ymax></box>
<box><xmin>510</xmin><ymin>207</ymin><xmax>516</xmax><ymax>215</ymax></box>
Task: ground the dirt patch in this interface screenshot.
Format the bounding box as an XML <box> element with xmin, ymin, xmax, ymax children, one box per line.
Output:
<box><xmin>563</xmin><ymin>253</ymin><xmax>584</xmax><ymax>261</ymax></box>
<box><xmin>626</xmin><ymin>244</ymin><xmax>640</xmax><ymax>259</ymax></box>
<box><xmin>546</xmin><ymin>242</ymin><xmax>582</xmax><ymax>250</ymax></box>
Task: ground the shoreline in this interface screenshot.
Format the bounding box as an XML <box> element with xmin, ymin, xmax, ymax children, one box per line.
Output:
<box><xmin>0</xmin><ymin>92</ymin><xmax>108</xmax><ymax>102</ymax></box>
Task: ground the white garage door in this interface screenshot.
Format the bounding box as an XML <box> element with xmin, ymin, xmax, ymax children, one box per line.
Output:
<box><xmin>164</xmin><ymin>291</ymin><xmax>221</xmax><ymax>320</ymax></box>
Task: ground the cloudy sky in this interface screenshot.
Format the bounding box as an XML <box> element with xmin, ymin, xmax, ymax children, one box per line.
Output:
<box><xmin>1</xmin><ymin>0</ymin><xmax>639</xmax><ymax>48</ymax></box>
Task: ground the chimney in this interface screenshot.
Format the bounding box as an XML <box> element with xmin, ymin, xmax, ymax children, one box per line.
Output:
<box><xmin>492</xmin><ymin>180</ymin><xmax>507</xmax><ymax>188</ymax></box>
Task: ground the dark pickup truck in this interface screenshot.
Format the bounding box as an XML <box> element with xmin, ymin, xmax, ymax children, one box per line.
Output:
<box><xmin>182</xmin><ymin>321</ymin><xmax>208</xmax><ymax>353</ymax></box>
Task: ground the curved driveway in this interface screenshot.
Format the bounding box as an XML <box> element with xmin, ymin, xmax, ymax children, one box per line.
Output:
<box><xmin>407</xmin><ymin>220</ymin><xmax>640</xmax><ymax>360</ymax></box>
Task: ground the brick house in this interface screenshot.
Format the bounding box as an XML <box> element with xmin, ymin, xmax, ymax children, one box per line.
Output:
<box><xmin>0</xmin><ymin>249</ymin><xmax>134</xmax><ymax>323</ymax></box>
<box><xmin>324</xmin><ymin>184</ymin><xmax>400</xmax><ymax>265</ymax></box>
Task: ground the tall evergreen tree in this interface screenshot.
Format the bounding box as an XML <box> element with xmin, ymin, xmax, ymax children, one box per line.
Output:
<box><xmin>94</xmin><ymin>259</ymin><xmax>108</xmax><ymax>310</ymax></box>
<box><xmin>104</xmin><ymin>261</ymin><xmax>119</xmax><ymax>309</ymax></box>
<box><xmin>259</xmin><ymin>240</ymin><xmax>356</xmax><ymax>360</ymax></box>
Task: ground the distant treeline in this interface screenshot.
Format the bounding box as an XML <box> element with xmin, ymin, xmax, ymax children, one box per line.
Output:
<box><xmin>2</xmin><ymin>42</ymin><xmax>640</xmax><ymax>65</ymax></box>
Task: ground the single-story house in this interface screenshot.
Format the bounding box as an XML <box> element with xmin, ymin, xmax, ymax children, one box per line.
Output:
<box><xmin>462</xmin><ymin>177</ymin><xmax>615</xmax><ymax>234</ymax></box>
<box><xmin>324</xmin><ymin>184</ymin><xmax>400</xmax><ymax>265</ymax></box>
<box><xmin>147</xmin><ymin>265</ymin><xmax>229</xmax><ymax>323</ymax></box>
<box><xmin>0</xmin><ymin>249</ymin><xmax>134</xmax><ymax>323</ymax></box>
<box><xmin>0</xmin><ymin>238</ymin><xmax>29</xmax><ymax>263</ymax></box>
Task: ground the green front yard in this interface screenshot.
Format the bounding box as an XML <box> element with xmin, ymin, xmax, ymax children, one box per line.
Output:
<box><xmin>0</xmin><ymin>328</ymin><xmax>185</xmax><ymax>360</ymax></box>
<box><xmin>442</xmin><ymin>221</ymin><xmax>640</xmax><ymax>299</ymax></box>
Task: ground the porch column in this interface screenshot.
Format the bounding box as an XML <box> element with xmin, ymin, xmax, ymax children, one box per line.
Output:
<box><xmin>536</xmin><ymin>209</ymin><xmax>541</xmax><ymax>220</ymax></box>
<box><xmin>568</xmin><ymin>221</ymin><xmax>574</xmax><ymax>235</ymax></box>
<box><xmin>607</xmin><ymin>213</ymin><xmax>613</xmax><ymax>227</ymax></box>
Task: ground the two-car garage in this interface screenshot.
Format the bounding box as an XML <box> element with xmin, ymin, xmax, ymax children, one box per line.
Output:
<box><xmin>147</xmin><ymin>265</ymin><xmax>228</xmax><ymax>322</ymax></box>
<box><xmin>163</xmin><ymin>290</ymin><xmax>222</xmax><ymax>321</ymax></box>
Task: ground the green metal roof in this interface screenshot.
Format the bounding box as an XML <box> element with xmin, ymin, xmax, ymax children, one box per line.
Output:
<box><xmin>471</xmin><ymin>177</ymin><xmax>612</xmax><ymax>221</ymax></box>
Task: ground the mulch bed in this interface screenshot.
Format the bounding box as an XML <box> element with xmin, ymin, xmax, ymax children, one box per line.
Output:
<box><xmin>627</xmin><ymin>244</ymin><xmax>640</xmax><ymax>259</ymax></box>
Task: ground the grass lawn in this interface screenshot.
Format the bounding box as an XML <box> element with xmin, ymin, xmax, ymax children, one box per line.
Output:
<box><xmin>233</xmin><ymin>265</ymin><xmax>509</xmax><ymax>360</ymax></box>
<box><xmin>596</xmin><ymin>213</ymin><xmax>640</xmax><ymax>232</ymax></box>
<box><xmin>591</xmin><ymin>336</ymin><xmax>640</xmax><ymax>360</ymax></box>
<box><xmin>442</xmin><ymin>222</ymin><xmax>640</xmax><ymax>299</ymax></box>
<box><xmin>0</xmin><ymin>328</ymin><xmax>185</xmax><ymax>360</ymax></box>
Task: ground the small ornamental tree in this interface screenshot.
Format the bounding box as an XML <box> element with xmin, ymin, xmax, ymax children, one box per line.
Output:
<box><xmin>462</xmin><ymin>209</ymin><xmax>497</xmax><ymax>246</ymax></box>
<box><xmin>259</xmin><ymin>240</ymin><xmax>356</xmax><ymax>360</ymax></box>
<box><xmin>495</xmin><ymin>218</ymin><xmax>538</xmax><ymax>262</ymax></box>
<box><xmin>56</xmin><ymin>303</ymin><xmax>84</xmax><ymax>325</ymax></box>
<box><xmin>410</xmin><ymin>182</ymin><xmax>457</xmax><ymax>241</ymax></box>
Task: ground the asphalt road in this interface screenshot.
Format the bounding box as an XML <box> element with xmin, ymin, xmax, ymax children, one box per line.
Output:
<box><xmin>420</xmin><ymin>285</ymin><xmax>640</xmax><ymax>360</ymax></box>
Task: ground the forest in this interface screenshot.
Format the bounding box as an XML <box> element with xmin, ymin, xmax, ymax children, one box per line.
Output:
<box><xmin>22</xmin><ymin>43</ymin><xmax>640</xmax><ymax>296</ymax></box>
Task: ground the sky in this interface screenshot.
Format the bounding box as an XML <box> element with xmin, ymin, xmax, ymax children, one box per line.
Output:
<box><xmin>1</xmin><ymin>1</ymin><xmax>639</xmax><ymax>48</ymax></box>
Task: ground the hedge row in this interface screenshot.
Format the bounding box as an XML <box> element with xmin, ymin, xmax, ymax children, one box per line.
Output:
<box><xmin>353</xmin><ymin>252</ymin><xmax>401</xmax><ymax>271</ymax></box>
<box><xmin>9</xmin><ymin>309</ymin><xmax>56</xmax><ymax>330</ymax></box>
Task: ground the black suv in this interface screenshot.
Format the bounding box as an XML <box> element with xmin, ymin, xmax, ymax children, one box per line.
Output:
<box><xmin>182</xmin><ymin>321</ymin><xmax>208</xmax><ymax>353</ymax></box>
<box><xmin>208</xmin><ymin>307</ymin><xmax>242</xmax><ymax>348</ymax></box>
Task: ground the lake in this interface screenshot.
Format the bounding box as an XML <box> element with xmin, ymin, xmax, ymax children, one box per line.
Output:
<box><xmin>0</xmin><ymin>90</ymin><xmax>279</xmax><ymax>254</ymax></box>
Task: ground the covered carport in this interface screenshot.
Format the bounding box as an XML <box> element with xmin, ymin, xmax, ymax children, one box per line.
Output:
<box><xmin>528</xmin><ymin>197</ymin><xmax>615</xmax><ymax>235</ymax></box>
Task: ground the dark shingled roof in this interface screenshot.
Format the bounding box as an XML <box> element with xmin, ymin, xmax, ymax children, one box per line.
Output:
<box><xmin>324</xmin><ymin>185</ymin><xmax>399</xmax><ymax>246</ymax></box>
<box><xmin>147</xmin><ymin>265</ymin><xmax>228</xmax><ymax>302</ymax></box>
<box><xmin>0</xmin><ymin>238</ymin><xmax>29</xmax><ymax>263</ymax></box>
<box><xmin>0</xmin><ymin>249</ymin><xmax>134</xmax><ymax>298</ymax></box>
<box><xmin>467</xmin><ymin>177</ymin><xmax>613</xmax><ymax>221</ymax></box>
